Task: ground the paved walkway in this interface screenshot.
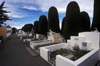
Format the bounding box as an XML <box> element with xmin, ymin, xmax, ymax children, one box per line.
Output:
<box><xmin>0</xmin><ymin>34</ymin><xmax>51</xmax><ymax>66</ymax></box>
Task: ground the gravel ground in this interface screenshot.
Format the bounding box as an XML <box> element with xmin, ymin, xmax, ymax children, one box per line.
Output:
<box><xmin>0</xmin><ymin>34</ymin><xmax>51</xmax><ymax>66</ymax></box>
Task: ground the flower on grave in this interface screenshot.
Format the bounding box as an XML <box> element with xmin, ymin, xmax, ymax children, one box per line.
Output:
<box><xmin>75</xmin><ymin>57</ymin><xmax>77</xmax><ymax>59</ymax></box>
<box><xmin>38</xmin><ymin>38</ymin><xmax>40</xmax><ymax>40</ymax></box>
<box><xmin>52</xmin><ymin>32</ymin><xmax>54</xmax><ymax>35</ymax></box>
<box><xmin>72</xmin><ymin>45</ymin><xmax>79</xmax><ymax>50</ymax></box>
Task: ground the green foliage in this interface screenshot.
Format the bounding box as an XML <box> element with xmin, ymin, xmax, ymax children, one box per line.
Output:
<box><xmin>22</xmin><ymin>24</ymin><xmax>33</xmax><ymax>32</ymax></box>
<box><xmin>39</xmin><ymin>15</ymin><xmax>48</xmax><ymax>35</ymax></box>
<box><xmin>50</xmin><ymin>48</ymin><xmax>72</xmax><ymax>59</ymax></box>
<box><xmin>70</xmin><ymin>50</ymin><xmax>90</xmax><ymax>61</ymax></box>
<box><xmin>63</xmin><ymin>1</ymin><xmax>82</xmax><ymax>40</ymax></box>
<box><xmin>80</xmin><ymin>11</ymin><xmax>90</xmax><ymax>31</ymax></box>
<box><xmin>0</xmin><ymin>1</ymin><xmax>11</xmax><ymax>27</ymax></box>
<box><xmin>34</xmin><ymin>21</ymin><xmax>39</xmax><ymax>33</ymax></box>
<box><xmin>61</xmin><ymin>17</ymin><xmax>66</xmax><ymax>35</ymax></box>
<box><xmin>92</xmin><ymin>0</ymin><xmax>100</xmax><ymax>31</ymax></box>
<box><xmin>48</xmin><ymin>6</ymin><xmax>60</xmax><ymax>33</ymax></box>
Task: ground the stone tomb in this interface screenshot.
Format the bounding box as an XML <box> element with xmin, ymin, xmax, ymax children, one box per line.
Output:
<box><xmin>67</xmin><ymin>36</ymin><xmax>91</xmax><ymax>51</ymax></box>
<box><xmin>40</xmin><ymin>32</ymin><xmax>100</xmax><ymax>66</ymax></box>
<box><xmin>29</xmin><ymin>30</ymin><xmax>55</xmax><ymax>52</ymax></box>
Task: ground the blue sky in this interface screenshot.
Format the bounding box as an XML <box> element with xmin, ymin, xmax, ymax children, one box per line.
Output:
<box><xmin>0</xmin><ymin>0</ymin><xmax>94</xmax><ymax>29</ymax></box>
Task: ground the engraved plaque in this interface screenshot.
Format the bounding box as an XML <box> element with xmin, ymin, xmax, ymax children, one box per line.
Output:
<box><xmin>74</xmin><ymin>38</ymin><xmax>79</xmax><ymax>41</ymax></box>
<box><xmin>82</xmin><ymin>42</ymin><xmax>87</xmax><ymax>47</ymax></box>
<box><xmin>82</xmin><ymin>42</ymin><xmax>87</xmax><ymax>50</ymax></box>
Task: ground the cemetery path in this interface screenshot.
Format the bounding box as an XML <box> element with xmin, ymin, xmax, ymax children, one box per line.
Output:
<box><xmin>0</xmin><ymin>34</ymin><xmax>51</xmax><ymax>66</ymax></box>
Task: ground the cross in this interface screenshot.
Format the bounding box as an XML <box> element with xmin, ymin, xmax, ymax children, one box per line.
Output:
<box><xmin>54</xmin><ymin>33</ymin><xmax>59</xmax><ymax>43</ymax></box>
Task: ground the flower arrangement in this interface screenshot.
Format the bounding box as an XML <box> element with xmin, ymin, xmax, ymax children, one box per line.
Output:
<box><xmin>72</xmin><ymin>45</ymin><xmax>79</xmax><ymax>50</ymax></box>
<box><xmin>52</xmin><ymin>32</ymin><xmax>54</xmax><ymax>35</ymax></box>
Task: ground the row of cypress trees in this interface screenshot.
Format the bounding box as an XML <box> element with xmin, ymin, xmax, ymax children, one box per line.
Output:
<box><xmin>34</xmin><ymin>0</ymin><xmax>100</xmax><ymax>41</ymax></box>
<box><xmin>62</xmin><ymin>1</ymin><xmax>90</xmax><ymax>40</ymax></box>
<box><xmin>33</xmin><ymin>15</ymin><xmax>48</xmax><ymax>35</ymax></box>
<box><xmin>22</xmin><ymin>0</ymin><xmax>100</xmax><ymax>42</ymax></box>
<box><xmin>33</xmin><ymin>7</ymin><xmax>60</xmax><ymax>36</ymax></box>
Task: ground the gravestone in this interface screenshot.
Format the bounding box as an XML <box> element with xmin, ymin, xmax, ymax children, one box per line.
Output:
<box><xmin>39</xmin><ymin>34</ymin><xmax>46</xmax><ymax>40</ymax></box>
<box><xmin>54</xmin><ymin>33</ymin><xmax>64</xmax><ymax>43</ymax></box>
<box><xmin>82</xmin><ymin>41</ymin><xmax>91</xmax><ymax>50</ymax></box>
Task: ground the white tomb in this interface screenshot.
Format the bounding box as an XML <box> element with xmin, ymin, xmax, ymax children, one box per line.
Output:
<box><xmin>40</xmin><ymin>32</ymin><xmax>100</xmax><ymax>66</ymax></box>
<box><xmin>30</xmin><ymin>30</ymin><xmax>55</xmax><ymax>51</ymax></box>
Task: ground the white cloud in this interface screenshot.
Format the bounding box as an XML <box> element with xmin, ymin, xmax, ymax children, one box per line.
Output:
<box><xmin>5</xmin><ymin>20</ymin><xmax>24</xmax><ymax>29</ymax></box>
<box><xmin>59</xmin><ymin>20</ymin><xmax>62</xmax><ymax>29</ymax></box>
<box><xmin>36</xmin><ymin>0</ymin><xmax>94</xmax><ymax>17</ymax></box>
<box><xmin>59</xmin><ymin>22</ymin><xmax>62</xmax><ymax>29</ymax></box>
<box><xmin>23</xmin><ymin>6</ymin><xmax>37</xmax><ymax>10</ymax></box>
<box><xmin>6</xmin><ymin>21</ymin><xmax>20</xmax><ymax>25</ymax></box>
<box><xmin>0</xmin><ymin>0</ymin><xmax>94</xmax><ymax>18</ymax></box>
<box><xmin>12</xmin><ymin>26</ymin><xmax>22</xmax><ymax>29</ymax></box>
<box><xmin>12</xmin><ymin>15</ymin><xmax>24</xmax><ymax>18</ymax></box>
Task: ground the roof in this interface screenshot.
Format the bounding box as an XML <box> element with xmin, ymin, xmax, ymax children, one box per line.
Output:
<box><xmin>7</xmin><ymin>25</ymin><xmax>11</xmax><ymax>28</ymax></box>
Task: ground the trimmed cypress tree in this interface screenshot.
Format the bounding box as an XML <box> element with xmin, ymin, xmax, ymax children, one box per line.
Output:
<box><xmin>21</xmin><ymin>24</ymin><xmax>33</xmax><ymax>32</ymax></box>
<box><xmin>63</xmin><ymin>1</ymin><xmax>82</xmax><ymax>40</ymax></box>
<box><xmin>21</xmin><ymin>24</ymin><xmax>27</xmax><ymax>32</ymax></box>
<box><xmin>38</xmin><ymin>15</ymin><xmax>48</xmax><ymax>35</ymax></box>
<box><xmin>34</xmin><ymin>21</ymin><xmax>39</xmax><ymax>33</ymax></box>
<box><xmin>61</xmin><ymin>17</ymin><xmax>66</xmax><ymax>35</ymax></box>
<box><xmin>80</xmin><ymin>11</ymin><xmax>90</xmax><ymax>31</ymax></box>
<box><xmin>48</xmin><ymin>6</ymin><xmax>60</xmax><ymax>33</ymax></box>
<box><xmin>92</xmin><ymin>0</ymin><xmax>100</xmax><ymax>31</ymax></box>
<box><xmin>28</xmin><ymin>24</ymin><xmax>33</xmax><ymax>32</ymax></box>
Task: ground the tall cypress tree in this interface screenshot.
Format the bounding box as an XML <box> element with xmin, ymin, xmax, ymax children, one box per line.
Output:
<box><xmin>61</xmin><ymin>17</ymin><xmax>66</xmax><ymax>35</ymax></box>
<box><xmin>48</xmin><ymin>6</ymin><xmax>60</xmax><ymax>33</ymax></box>
<box><xmin>63</xmin><ymin>1</ymin><xmax>82</xmax><ymax>40</ymax></box>
<box><xmin>92</xmin><ymin>0</ymin><xmax>100</xmax><ymax>31</ymax></box>
<box><xmin>80</xmin><ymin>11</ymin><xmax>90</xmax><ymax>31</ymax></box>
<box><xmin>34</xmin><ymin>21</ymin><xmax>39</xmax><ymax>33</ymax></box>
<box><xmin>39</xmin><ymin>15</ymin><xmax>48</xmax><ymax>35</ymax></box>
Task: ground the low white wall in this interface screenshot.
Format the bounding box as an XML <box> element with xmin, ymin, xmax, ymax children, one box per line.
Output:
<box><xmin>56</xmin><ymin>49</ymin><xmax>99</xmax><ymax>66</ymax></box>
<box><xmin>45</xmin><ymin>43</ymin><xmax>66</xmax><ymax>51</ymax></box>
<box><xmin>40</xmin><ymin>47</ymin><xmax>49</xmax><ymax>61</ymax></box>
<box><xmin>56</xmin><ymin>55</ymin><xmax>75</xmax><ymax>66</ymax></box>
<box><xmin>7</xmin><ymin>33</ymin><xmax>11</xmax><ymax>37</ymax></box>
<box><xmin>18</xmin><ymin>34</ymin><xmax>27</xmax><ymax>37</ymax></box>
<box><xmin>6</xmin><ymin>28</ymin><xmax>12</xmax><ymax>38</ymax></box>
<box><xmin>77</xmin><ymin>49</ymin><xmax>99</xmax><ymax>66</ymax></box>
<box><xmin>40</xmin><ymin>43</ymin><xmax>66</xmax><ymax>61</ymax></box>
